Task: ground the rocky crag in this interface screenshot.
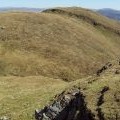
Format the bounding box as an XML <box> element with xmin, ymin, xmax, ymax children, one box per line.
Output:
<box><xmin>35</xmin><ymin>88</ymin><xmax>95</xmax><ymax>120</ymax></box>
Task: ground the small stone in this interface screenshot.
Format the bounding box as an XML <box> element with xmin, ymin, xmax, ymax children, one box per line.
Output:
<box><xmin>35</xmin><ymin>109</ymin><xmax>41</xmax><ymax>114</ymax></box>
<box><xmin>0</xmin><ymin>116</ymin><xmax>9</xmax><ymax>120</ymax></box>
<box><xmin>72</xmin><ymin>91</ymin><xmax>79</xmax><ymax>96</ymax></box>
<box><xmin>64</xmin><ymin>95</ymin><xmax>71</xmax><ymax>100</ymax></box>
<box><xmin>49</xmin><ymin>104</ymin><xmax>61</xmax><ymax>114</ymax></box>
<box><xmin>0</xmin><ymin>26</ymin><xmax>5</xmax><ymax>30</ymax></box>
<box><xmin>43</xmin><ymin>113</ymin><xmax>49</xmax><ymax>119</ymax></box>
<box><xmin>115</xmin><ymin>70</ymin><xmax>120</xmax><ymax>74</ymax></box>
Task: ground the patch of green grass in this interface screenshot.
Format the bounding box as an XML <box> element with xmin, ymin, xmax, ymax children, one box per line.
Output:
<box><xmin>73</xmin><ymin>74</ymin><xmax>120</xmax><ymax>120</ymax></box>
<box><xmin>0</xmin><ymin>76</ymin><xmax>68</xmax><ymax>120</ymax></box>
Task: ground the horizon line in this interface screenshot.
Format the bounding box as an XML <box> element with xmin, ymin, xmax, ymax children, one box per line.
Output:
<box><xmin>0</xmin><ymin>6</ymin><xmax>120</xmax><ymax>11</ymax></box>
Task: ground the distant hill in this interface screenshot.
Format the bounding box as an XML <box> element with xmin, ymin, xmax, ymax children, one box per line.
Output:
<box><xmin>0</xmin><ymin>7</ymin><xmax>44</xmax><ymax>12</ymax></box>
<box><xmin>97</xmin><ymin>8</ymin><xmax>120</xmax><ymax>21</ymax></box>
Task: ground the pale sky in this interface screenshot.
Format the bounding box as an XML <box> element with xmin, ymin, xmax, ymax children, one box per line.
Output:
<box><xmin>0</xmin><ymin>0</ymin><xmax>120</xmax><ymax>10</ymax></box>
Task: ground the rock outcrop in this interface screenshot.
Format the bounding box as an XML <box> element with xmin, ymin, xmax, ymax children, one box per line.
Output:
<box><xmin>35</xmin><ymin>88</ymin><xmax>95</xmax><ymax>120</ymax></box>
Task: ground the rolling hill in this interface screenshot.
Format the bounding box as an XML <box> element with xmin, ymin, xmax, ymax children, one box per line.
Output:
<box><xmin>0</xmin><ymin>7</ymin><xmax>120</xmax><ymax>81</ymax></box>
<box><xmin>0</xmin><ymin>7</ymin><xmax>120</xmax><ymax>120</ymax></box>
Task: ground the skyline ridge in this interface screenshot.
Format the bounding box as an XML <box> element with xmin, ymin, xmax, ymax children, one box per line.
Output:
<box><xmin>0</xmin><ymin>0</ymin><xmax>120</xmax><ymax>10</ymax></box>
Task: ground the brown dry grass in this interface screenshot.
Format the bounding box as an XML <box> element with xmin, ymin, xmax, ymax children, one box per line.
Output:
<box><xmin>0</xmin><ymin>8</ymin><xmax>120</xmax><ymax>80</ymax></box>
<box><xmin>0</xmin><ymin>8</ymin><xmax>120</xmax><ymax>119</ymax></box>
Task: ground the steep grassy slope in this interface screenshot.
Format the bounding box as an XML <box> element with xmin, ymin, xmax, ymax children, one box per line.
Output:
<box><xmin>0</xmin><ymin>7</ymin><xmax>120</xmax><ymax>81</ymax></box>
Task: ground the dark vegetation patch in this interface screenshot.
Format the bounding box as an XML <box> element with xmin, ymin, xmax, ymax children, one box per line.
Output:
<box><xmin>96</xmin><ymin>86</ymin><xmax>109</xmax><ymax>120</ymax></box>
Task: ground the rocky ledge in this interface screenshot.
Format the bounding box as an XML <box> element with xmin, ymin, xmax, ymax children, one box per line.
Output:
<box><xmin>35</xmin><ymin>88</ymin><xmax>95</xmax><ymax>120</ymax></box>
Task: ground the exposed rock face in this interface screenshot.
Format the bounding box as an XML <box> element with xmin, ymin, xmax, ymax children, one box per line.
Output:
<box><xmin>35</xmin><ymin>88</ymin><xmax>95</xmax><ymax>120</ymax></box>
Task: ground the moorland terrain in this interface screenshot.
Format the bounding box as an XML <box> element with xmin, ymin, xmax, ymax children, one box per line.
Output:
<box><xmin>0</xmin><ymin>7</ymin><xmax>120</xmax><ymax>120</ymax></box>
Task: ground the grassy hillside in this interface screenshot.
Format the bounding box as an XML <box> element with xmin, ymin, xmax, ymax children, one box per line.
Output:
<box><xmin>0</xmin><ymin>7</ymin><xmax>120</xmax><ymax>120</ymax></box>
<box><xmin>0</xmin><ymin>7</ymin><xmax>120</xmax><ymax>81</ymax></box>
<box><xmin>0</xmin><ymin>61</ymin><xmax>119</xmax><ymax>120</ymax></box>
<box><xmin>74</xmin><ymin>60</ymin><xmax>120</xmax><ymax>120</ymax></box>
<box><xmin>0</xmin><ymin>76</ymin><xmax>68</xmax><ymax>120</ymax></box>
<box><xmin>44</xmin><ymin>7</ymin><xmax>120</xmax><ymax>34</ymax></box>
